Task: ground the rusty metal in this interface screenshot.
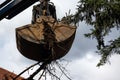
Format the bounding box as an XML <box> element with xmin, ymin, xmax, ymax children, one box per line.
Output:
<box><xmin>16</xmin><ymin>16</ymin><xmax>76</xmax><ymax>62</ymax></box>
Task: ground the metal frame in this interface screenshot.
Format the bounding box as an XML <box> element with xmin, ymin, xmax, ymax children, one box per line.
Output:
<box><xmin>0</xmin><ymin>0</ymin><xmax>38</xmax><ymax>21</ymax></box>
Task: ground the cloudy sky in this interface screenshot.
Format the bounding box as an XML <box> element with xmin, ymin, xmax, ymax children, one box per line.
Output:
<box><xmin>0</xmin><ymin>0</ymin><xmax>120</xmax><ymax>80</ymax></box>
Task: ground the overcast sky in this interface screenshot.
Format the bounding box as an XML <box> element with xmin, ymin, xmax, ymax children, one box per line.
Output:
<box><xmin>0</xmin><ymin>0</ymin><xmax>120</xmax><ymax>80</ymax></box>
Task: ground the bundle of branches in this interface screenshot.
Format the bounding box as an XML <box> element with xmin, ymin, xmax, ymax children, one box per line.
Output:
<box><xmin>13</xmin><ymin>60</ymin><xmax>71</xmax><ymax>80</ymax></box>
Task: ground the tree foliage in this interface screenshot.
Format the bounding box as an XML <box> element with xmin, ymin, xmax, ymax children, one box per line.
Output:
<box><xmin>64</xmin><ymin>0</ymin><xmax>120</xmax><ymax>66</ymax></box>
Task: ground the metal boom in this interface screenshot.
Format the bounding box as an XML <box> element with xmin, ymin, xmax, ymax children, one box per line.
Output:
<box><xmin>0</xmin><ymin>0</ymin><xmax>38</xmax><ymax>21</ymax></box>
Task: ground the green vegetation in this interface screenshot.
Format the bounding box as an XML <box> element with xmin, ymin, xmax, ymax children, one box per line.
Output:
<box><xmin>64</xmin><ymin>0</ymin><xmax>120</xmax><ymax>66</ymax></box>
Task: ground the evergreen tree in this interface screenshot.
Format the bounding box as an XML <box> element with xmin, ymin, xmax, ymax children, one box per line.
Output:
<box><xmin>64</xmin><ymin>0</ymin><xmax>120</xmax><ymax>66</ymax></box>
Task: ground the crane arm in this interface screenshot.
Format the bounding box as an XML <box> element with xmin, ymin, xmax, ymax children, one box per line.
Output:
<box><xmin>0</xmin><ymin>0</ymin><xmax>38</xmax><ymax>21</ymax></box>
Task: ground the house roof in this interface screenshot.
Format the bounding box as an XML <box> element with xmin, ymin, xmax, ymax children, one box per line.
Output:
<box><xmin>0</xmin><ymin>67</ymin><xmax>25</xmax><ymax>80</ymax></box>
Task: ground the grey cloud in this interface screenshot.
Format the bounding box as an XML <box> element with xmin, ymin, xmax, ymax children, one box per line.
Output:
<box><xmin>67</xmin><ymin>54</ymin><xmax>120</xmax><ymax>80</ymax></box>
<box><xmin>63</xmin><ymin>22</ymin><xmax>98</xmax><ymax>60</ymax></box>
<box><xmin>0</xmin><ymin>0</ymin><xmax>120</xmax><ymax>80</ymax></box>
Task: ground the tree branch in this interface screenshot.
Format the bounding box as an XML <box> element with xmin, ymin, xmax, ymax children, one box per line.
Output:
<box><xmin>13</xmin><ymin>62</ymin><xmax>40</xmax><ymax>80</ymax></box>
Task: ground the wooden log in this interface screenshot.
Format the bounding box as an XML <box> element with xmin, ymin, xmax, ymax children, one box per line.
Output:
<box><xmin>16</xmin><ymin>16</ymin><xmax>76</xmax><ymax>62</ymax></box>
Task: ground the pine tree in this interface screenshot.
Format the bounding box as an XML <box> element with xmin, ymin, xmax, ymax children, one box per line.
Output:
<box><xmin>64</xmin><ymin>0</ymin><xmax>120</xmax><ymax>66</ymax></box>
